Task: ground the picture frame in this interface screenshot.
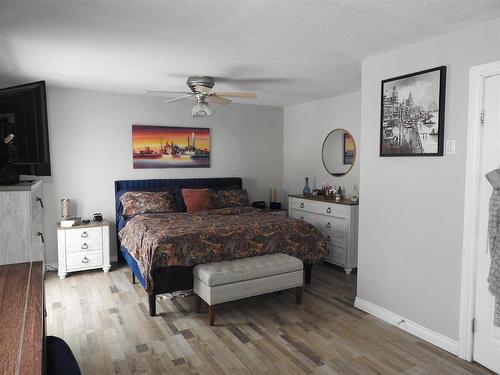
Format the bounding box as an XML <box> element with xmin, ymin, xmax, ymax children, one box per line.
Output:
<box><xmin>132</xmin><ymin>125</ymin><xmax>210</xmax><ymax>169</ymax></box>
<box><xmin>379</xmin><ymin>66</ymin><xmax>446</xmax><ymax>157</ymax></box>
<box><xmin>343</xmin><ymin>132</ymin><xmax>355</xmax><ymax>165</ymax></box>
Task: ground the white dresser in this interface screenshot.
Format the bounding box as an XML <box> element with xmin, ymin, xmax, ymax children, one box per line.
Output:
<box><xmin>288</xmin><ymin>195</ymin><xmax>359</xmax><ymax>274</ymax></box>
<box><xmin>0</xmin><ymin>180</ymin><xmax>45</xmax><ymax>265</ymax></box>
<box><xmin>57</xmin><ymin>221</ymin><xmax>111</xmax><ymax>279</ymax></box>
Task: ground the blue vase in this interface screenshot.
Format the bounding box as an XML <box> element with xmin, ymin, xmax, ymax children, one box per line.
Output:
<box><xmin>303</xmin><ymin>177</ymin><xmax>311</xmax><ymax>195</ymax></box>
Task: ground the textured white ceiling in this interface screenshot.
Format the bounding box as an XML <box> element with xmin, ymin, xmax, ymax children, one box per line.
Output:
<box><xmin>1</xmin><ymin>0</ymin><xmax>500</xmax><ymax>106</ymax></box>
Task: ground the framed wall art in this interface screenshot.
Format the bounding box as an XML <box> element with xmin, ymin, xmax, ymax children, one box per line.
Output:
<box><xmin>132</xmin><ymin>125</ymin><xmax>210</xmax><ymax>168</ymax></box>
<box><xmin>380</xmin><ymin>66</ymin><xmax>446</xmax><ymax>156</ymax></box>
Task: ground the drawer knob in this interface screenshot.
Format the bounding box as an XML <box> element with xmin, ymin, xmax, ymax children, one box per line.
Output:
<box><xmin>82</xmin><ymin>257</ymin><xmax>89</xmax><ymax>264</ymax></box>
<box><xmin>326</xmin><ymin>222</ymin><xmax>331</xmax><ymax>228</ymax></box>
<box><xmin>300</xmin><ymin>216</ymin><xmax>304</xmax><ymax>220</ymax></box>
<box><xmin>37</xmin><ymin>232</ymin><xmax>44</xmax><ymax>244</ymax></box>
<box><xmin>81</xmin><ymin>231</ymin><xmax>88</xmax><ymax>238</ymax></box>
<box><xmin>326</xmin><ymin>207</ymin><xmax>332</xmax><ymax>213</ymax></box>
<box><xmin>36</xmin><ymin>197</ymin><xmax>44</xmax><ymax>209</ymax></box>
<box><xmin>81</xmin><ymin>243</ymin><xmax>88</xmax><ymax>250</ymax></box>
<box><xmin>300</xmin><ymin>203</ymin><xmax>304</xmax><ymax>208</ymax></box>
<box><xmin>326</xmin><ymin>249</ymin><xmax>330</xmax><ymax>256</ymax></box>
<box><xmin>326</xmin><ymin>235</ymin><xmax>331</xmax><ymax>242</ymax></box>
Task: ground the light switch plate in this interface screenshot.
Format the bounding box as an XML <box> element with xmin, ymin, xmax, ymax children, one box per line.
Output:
<box><xmin>446</xmin><ymin>140</ymin><xmax>456</xmax><ymax>154</ymax></box>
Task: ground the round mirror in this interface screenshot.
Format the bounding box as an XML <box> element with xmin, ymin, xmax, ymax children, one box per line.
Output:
<box><xmin>321</xmin><ymin>129</ymin><xmax>356</xmax><ymax>176</ymax></box>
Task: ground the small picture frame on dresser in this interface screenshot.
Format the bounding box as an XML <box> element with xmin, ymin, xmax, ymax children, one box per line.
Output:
<box><xmin>57</xmin><ymin>220</ymin><xmax>111</xmax><ymax>279</ymax></box>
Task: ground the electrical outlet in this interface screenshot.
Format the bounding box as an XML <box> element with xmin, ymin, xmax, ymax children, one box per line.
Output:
<box><xmin>446</xmin><ymin>140</ymin><xmax>456</xmax><ymax>155</ymax></box>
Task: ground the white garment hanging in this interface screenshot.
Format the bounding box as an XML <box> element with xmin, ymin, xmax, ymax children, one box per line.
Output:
<box><xmin>486</xmin><ymin>167</ymin><xmax>500</xmax><ymax>326</ymax></box>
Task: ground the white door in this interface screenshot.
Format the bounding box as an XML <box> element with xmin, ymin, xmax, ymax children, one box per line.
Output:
<box><xmin>474</xmin><ymin>73</ymin><xmax>500</xmax><ymax>373</ymax></box>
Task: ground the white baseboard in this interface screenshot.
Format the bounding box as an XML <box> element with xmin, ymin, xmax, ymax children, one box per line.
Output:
<box><xmin>354</xmin><ymin>297</ymin><xmax>458</xmax><ymax>356</ymax></box>
<box><xmin>45</xmin><ymin>255</ymin><xmax>118</xmax><ymax>271</ymax></box>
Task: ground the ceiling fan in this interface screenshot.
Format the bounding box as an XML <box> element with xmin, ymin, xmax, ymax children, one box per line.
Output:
<box><xmin>144</xmin><ymin>76</ymin><xmax>257</xmax><ymax>118</ymax></box>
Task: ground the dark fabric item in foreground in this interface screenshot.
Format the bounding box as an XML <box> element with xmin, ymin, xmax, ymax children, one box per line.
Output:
<box><xmin>46</xmin><ymin>336</ymin><xmax>81</xmax><ymax>375</ymax></box>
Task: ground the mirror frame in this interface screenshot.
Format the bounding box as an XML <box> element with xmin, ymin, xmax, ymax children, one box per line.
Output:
<box><xmin>321</xmin><ymin>128</ymin><xmax>356</xmax><ymax>177</ymax></box>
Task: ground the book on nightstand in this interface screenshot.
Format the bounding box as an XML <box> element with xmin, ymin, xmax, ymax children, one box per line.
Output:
<box><xmin>59</xmin><ymin>217</ymin><xmax>82</xmax><ymax>228</ymax></box>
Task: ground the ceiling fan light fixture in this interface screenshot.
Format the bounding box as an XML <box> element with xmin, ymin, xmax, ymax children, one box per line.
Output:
<box><xmin>192</xmin><ymin>98</ymin><xmax>214</xmax><ymax>118</ymax></box>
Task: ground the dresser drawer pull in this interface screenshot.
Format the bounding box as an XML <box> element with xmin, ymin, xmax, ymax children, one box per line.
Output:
<box><xmin>326</xmin><ymin>222</ymin><xmax>331</xmax><ymax>228</ymax></box>
<box><xmin>82</xmin><ymin>257</ymin><xmax>89</xmax><ymax>264</ymax></box>
<box><xmin>326</xmin><ymin>207</ymin><xmax>332</xmax><ymax>213</ymax></box>
<box><xmin>326</xmin><ymin>249</ymin><xmax>330</xmax><ymax>256</ymax></box>
<box><xmin>36</xmin><ymin>197</ymin><xmax>44</xmax><ymax>209</ymax></box>
<box><xmin>81</xmin><ymin>231</ymin><xmax>88</xmax><ymax>238</ymax></box>
<box><xmin>300</xmin><ymin>203</ymin><xmax>304</xmax><ymax>208</ymax></box>
<box><xmin>300</xmin><ymin>216</ymin><xmax>304</xmax><ymax>220</ymax></box>
<box><xmin>326</xmin><ymin>235</ymin><xmax>331</xmax><ymax>242</ymax></box>
<box><xmin>37</xmin><ymin>232</ymin><xmax>44</xmax><ymax>244</ymax></box>
<box><xmin>81</xmin><ymin>243</ymin><xmax>88</xmax><ymax>250</ymax></box>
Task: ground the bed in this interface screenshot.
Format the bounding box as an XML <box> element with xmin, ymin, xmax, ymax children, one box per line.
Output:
<box><xmin>115</xmin><ymin>177</ymin><xmax>326</xmax><ymax>316</ymax></box>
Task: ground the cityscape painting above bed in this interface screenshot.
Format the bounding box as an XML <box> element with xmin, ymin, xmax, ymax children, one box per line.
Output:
<box><xmin>132</xmin><ymin>125</ymin><xmax>210</xmax><ymax>168</ymax></box>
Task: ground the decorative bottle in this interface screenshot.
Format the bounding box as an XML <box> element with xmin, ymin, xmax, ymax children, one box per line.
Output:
<box><xmin>303</xmin><ymin>177</ymin><xmax>311</xmax><ymax>196</ymax></box>
<box><xmin>351</xmin><ymin>185</ymin><xmax>359</xmax><ymax>202</ymax></box>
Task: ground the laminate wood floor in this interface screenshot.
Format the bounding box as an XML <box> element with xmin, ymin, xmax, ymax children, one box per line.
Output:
<box><xmin>45</xmin><ymin>264</ymin><xmax>493</xmax><ymax>375</ymax></box>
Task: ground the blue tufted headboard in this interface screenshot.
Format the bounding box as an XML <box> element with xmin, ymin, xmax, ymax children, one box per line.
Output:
<box><xmin>114</xmin><ymin>177</ymin><xmax>242</xmax><ymax>224</ymax></box>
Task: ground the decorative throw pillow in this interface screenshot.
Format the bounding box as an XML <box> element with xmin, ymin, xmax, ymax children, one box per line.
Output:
<box><xmin>120</xmin><ymin>191</ymin><xmax>177</xmax><ymax>218</ymax></box>
<box><xmin>211</xmin><ymin>189</ymin><xmax>250</xmax><ymax>209</ymax></box>
<box><xmin>182</xmin><ymin>188</ymin><xmax>214</xmax><ymax>213</ymax></box>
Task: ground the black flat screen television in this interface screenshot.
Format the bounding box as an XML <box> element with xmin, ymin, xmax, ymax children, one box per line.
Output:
<box><xmin>0</xmin><ymin>81</ymin><xmax>51</xmax><ymax>176</ymax></box>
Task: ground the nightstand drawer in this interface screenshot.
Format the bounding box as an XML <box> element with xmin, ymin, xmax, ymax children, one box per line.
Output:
<box><xmin>66</xmin><ymin>237</ymin><xmax>102</xmax><ymax>252</ymax></box>
<box><xmin>67</xmin><ymin>250</ymin><xmax>103</xmax><ymax>270</ymax></box>
<box><xmin>65</xmin><ymin>227</ymin><xmax>102</xmax><ymax>241</ymax></box>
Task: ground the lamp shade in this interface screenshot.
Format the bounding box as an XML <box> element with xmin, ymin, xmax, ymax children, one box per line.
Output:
<box><xmin>192</xmin><ymin>98</ymin><xmax>214</xmax><ymax>118</ymax></box>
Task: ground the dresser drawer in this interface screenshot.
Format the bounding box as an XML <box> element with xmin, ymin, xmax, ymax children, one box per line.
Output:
<box><xmin>315</xmin><ymin>201</ymin><xmax>347</xmax><ymax>218</ymax></box>
<box><xmin>30</xmin><ymin>185</ymin><xmax>44</xmax><ymax>220</ymax></box>
<box><xmin>316</xmin><ymin>216</ymin><xmax>346</xmax><ymax>248</ymax></box>
<box><xmin>325</xmin><ymin>245</ymin><xmax>345</xmax><ymax>266</ymax></box>
<box><xmin>290</xmin><ymin>209</ymin><xmax>316</xmax><ymax>225</ymax></box>
<box><xmin>290</xmin><ymin>198</ymin><xmax>316</xmax><ymax>212</ymax></box>
<box><xmin>320</xmin><ymin>230</ymin><xmax>334</xmax><ymax>246</ymax></box>
<box><xmin>66</xmin><ymin>250</ymin><xmax>103</xmax><ymax>270</ymax></box>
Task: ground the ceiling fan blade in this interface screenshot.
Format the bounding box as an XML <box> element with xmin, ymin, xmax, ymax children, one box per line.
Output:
<box><xmin>207</xmin><ymin>95</ymin><xmax>232</xmax><ymax>105</ymax></box>
<box><xmin>195</xmin><ymin>84</ymin><xmax>211</xmax><ymax>94</ymax></box>
<box><xmin>163</xmin><ymin>94</ymin><xmax>194</xmax><ymax>103</ymax></box>
<box><xmin>143</xmin><ymin>90</ymin><xmax>191</xmax><ymax>95</ymax></box>
<box><xmin>213</xmin><ymin>92</ymin><xmax>257</xmax><ymax>99</ymax></box>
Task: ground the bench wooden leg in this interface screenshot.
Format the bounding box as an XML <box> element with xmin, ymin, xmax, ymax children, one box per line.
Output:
<box><xmin>304</xmin><ymin>263</ymin><xmax>313</xmax><ymax>284</ymax></box>
<box><xmin>209</xmin><ymin>305</ymin><xmax>216</xmax><ymax>326</ymax></box>
<box><xmin>295</xmin><ymin>286</ymin><xmax>302</xmax><ymax>305</ymax></box>
<box><xmin>195</xmin><ymin>295</ymin><xmax>201</xmax><ymax>313</ymax></box>
<box><xmin>148</xmin><ymin>294</ymin><xmax>156</xmax><ymax>317</ymax></box>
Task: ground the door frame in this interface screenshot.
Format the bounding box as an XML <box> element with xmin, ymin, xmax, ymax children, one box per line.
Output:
<box><xmin>459</xmin><ymin>60</ymin><xmax>500</xmax><ymax>360</ymax></box>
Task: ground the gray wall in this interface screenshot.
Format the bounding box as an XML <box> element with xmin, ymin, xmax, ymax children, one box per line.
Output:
<box><xmin>357</xmin><ymin>16</ymin><xmax>500</xmax><ymax>340</ymax></box>
<box><xmin>283</xmin><ymin>92</ymin><xmax>361</xmax><ymax>200</ymax></box>
<box><xmin>34</xmin><ymin>86</ymin><xmax>283</xmax><ymax>264</ymax></box>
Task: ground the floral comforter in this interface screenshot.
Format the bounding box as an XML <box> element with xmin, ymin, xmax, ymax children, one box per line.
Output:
<box><xmin>118</xmin><ymin>207</ymin><xmax>326</xmax><ymax>291</ymax></box>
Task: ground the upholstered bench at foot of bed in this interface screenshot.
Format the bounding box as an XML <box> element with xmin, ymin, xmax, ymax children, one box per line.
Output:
<box><xmin>193</xmin><ymin>253</ymin><xmax>304</xmax><ymax>326</ymax></box>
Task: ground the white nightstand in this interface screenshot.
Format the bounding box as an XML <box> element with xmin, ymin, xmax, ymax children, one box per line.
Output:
<box><xmin>57</xmin><ymin>220</ymin><xmax>111</xmax><ymax>279</ymax></box>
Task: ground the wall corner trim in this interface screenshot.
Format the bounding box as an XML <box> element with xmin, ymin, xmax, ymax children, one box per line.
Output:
<box><xmin>354</xmin><ymin>297</ymin><xmax>459</xmax><ymax>356</ymax></box>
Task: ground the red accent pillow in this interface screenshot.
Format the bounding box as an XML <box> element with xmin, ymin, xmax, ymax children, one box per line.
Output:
<box><xmin>182</xmin><ymin>188</ymin><xmax>213</xmax><ymax>213</ymax></box>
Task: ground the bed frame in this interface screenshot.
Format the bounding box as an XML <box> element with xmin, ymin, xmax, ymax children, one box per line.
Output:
<box><xmin>114</xmin><ymin>177</ymin><xmax>313</xmax><ymax>317</ymax></box>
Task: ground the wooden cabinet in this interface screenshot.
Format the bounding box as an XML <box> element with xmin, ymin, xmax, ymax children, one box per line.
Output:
<box><xmin>57</xmin><ymin>221</ymin><xmax>110</xmax><ymax>279</ymax></box>
<box><xmin>288</xmin><ymin>195</ymin><xmax>358</xmax><ymax>274</ymax></box>
<box><xmin>0</xmin><ymin>180</ymin><xmax>45</xmax><ymax>265</ymax></box>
